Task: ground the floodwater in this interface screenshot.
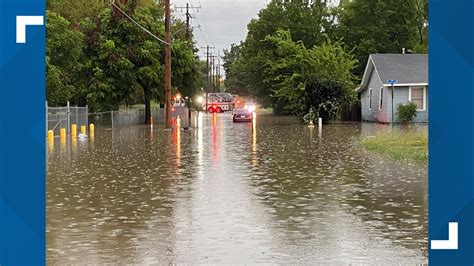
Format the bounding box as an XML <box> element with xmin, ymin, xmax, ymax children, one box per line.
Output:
<box><xmin>47</xmin><ymin>113</ymin><xmax>428</xmax><ymax>264</ymax></box>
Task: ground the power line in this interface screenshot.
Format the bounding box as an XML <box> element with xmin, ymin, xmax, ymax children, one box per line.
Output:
<box><xmin>110</xmin><ymin>1</ymin><xmax>171</xmax><ymax>46</ymax></box>
<box><xmin>193</xmin><ymin>0</ymin><xmax>215</xmax><ymax>47</ymax></box>
<box><xmin>174</xmin><ymin>3</ymin><xmax>201</xmax><ymax>40</ymax></box>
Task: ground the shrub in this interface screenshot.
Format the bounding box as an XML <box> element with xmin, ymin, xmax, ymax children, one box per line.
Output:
<box><xmin>397</xmin><ymin>102</ymin><xmax>418</xmax><ymax>123</ymax></box>
<box><xmin>300</xmin><ymin>78</ymin><xmax>353</xmax><ymax>122</ymax></box>
<box><xmin>303</xmin><ymin>108</ymin><xmax>317</xmax><ymax>124</ymax></box>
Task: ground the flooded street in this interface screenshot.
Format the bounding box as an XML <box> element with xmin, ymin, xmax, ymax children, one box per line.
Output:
<box><xmin>47</xmin><ymin>113</ymin><xmax>428</xmax><ymax>264</ymax></box>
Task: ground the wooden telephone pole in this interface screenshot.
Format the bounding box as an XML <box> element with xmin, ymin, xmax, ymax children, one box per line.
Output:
<box><xmin>175</xmin><ymin>3</ymin><xmax>200</xmax><ymax>40</ymax></box>
<box><xmin>201</xmin><ymin>45</ymin><xmax>214</xmax><ymax>112</ymax></box>
<box><xmin>185</xmin><ymin>3</ymin><xmax>191</xmax><ymax>39</ymax></box>
<box><xmin>210</xmin><ymin>55</ymin><xmax>217</xmax><ymax>92</ymax></box>
<box><xmin>216</xmin><ymin>50</ymin><xmax>221</xmax><ymax>92</ymax></box>
<box><xmin>165</xmin><ymin>0</ymin><xmax>172</xmax><ymax>128</ymax></box>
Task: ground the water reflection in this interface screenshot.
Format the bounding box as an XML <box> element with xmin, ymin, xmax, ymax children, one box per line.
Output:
<box><xmin>251</xmin><ymin>113</ymin><xmax>257</xmax><ymax>166</ymax></box>
<box><xmin>212</xmin><ymin>113</ymin><xmax>218</xmax><ymax>163</ymax></box>
<box><xmin>47</xmin><ymin>114</ymin><xmax>427</xmax><ymax>264</ymax></box>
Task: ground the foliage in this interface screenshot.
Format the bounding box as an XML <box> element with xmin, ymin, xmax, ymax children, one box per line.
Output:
<box><xmin>361</xmin><ymin>129</ymin><xmax>428</xmax><ymax>163</ymax></box>
<box><xmin>335</xmin><ymin>0</ymin><xmax>428</xmax><ymax>76</ymax></box>
<box><xmin>397</xmin><ymin>102</ymin><xmax>418</xmax><ymax>123</ymax></box>
<box><xmin>46</xmin><ymin>0</ymin><xmax>156</xmax><ymax>24</ymax></box>
<box><xmin>223</xmin><ymin>0</ymin><xmax>429</xmax><ymax>117</ymax></box>
<box><xmin>302</xmin><ymin>108</ymin><xmax>317</xmax><ymax>124</ymax></box>
<box><xmin>223</xmin><ymin>0</ymin><xmax>335</xmax><ymax>109</ymax></box>
<box><xmin>46</xmin><ymin>11</ymin><xmax>84</xmax><ymax>106</ymax></box>
<box><xmin>301</xmin><ymin>78</ymin><xmax>354</xmax><ymax>122</ymax></box>
<box><xmin>222</xmin><ymin>43</ymin><xmax>249</xmax><ymax>95</ymax></box>
<box><xmin>263</xmin><ymin>30</ymin><xmax>357</xmax><ymax>118</ymax></box>
<box><xmin>46</xmin><ymin>0</ymin><xmax>204</xmax><ymax>122</ymax></box>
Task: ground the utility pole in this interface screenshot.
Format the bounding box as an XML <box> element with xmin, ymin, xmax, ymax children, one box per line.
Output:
<box><xmin>206</xmin><ymin>47</ymin><xmax>211</xmax><ymax>90</ymax></box>
<box><xmin>211</xmin><ymin>55</ymin><xmax>214</xmax><ymax>93</ymax></box>
<box><xmin>200</xmin><ymin>45</ymin><xmax>214</xmax><ymax>112</ymax></box>
<box><xmin>206</xmin><ymin>47</ymin><xmax>210</xmax><ymax>112</ymax></box>
<box><xmin>185</xmin><ymin>3</ymin><xmax>191</xmax><ymax>39</ymax></box>
<box><xmin>217</xmin><ymin>50</ymin><xmax>221</xmax><ymax>92</ymax></box>
<box><xmin>215</xmin><ymin>64</ymin><xmax>219</xmax><ymax>92</ymax></box>
<box><xmin>175</xmin><ymin>3</ymin><xmax>200</xmax><ymax>41</ymax></box>
<box><xmin>200</xmin><ymin>45</ymin><xmax>215</xmax><ymax>91</ymax></box>
<box><xmin>210</xmin><ymin>55</ymin><xmax>217</xmax><ymax>93</ymax></box>
<box><xmin>165</xmin><ymin>0</ymin><xmax>172</xmax><ymax>128</ymax></box>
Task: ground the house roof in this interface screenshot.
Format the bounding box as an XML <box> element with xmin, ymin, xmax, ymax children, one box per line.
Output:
<box><xmin>358</xmin><ymin>54</ymin><xmax>428</xmax><ymax>91</ymax></box>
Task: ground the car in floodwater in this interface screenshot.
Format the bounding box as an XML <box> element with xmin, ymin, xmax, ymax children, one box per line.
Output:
<box><xmin>232</xmin><ymin>108</ymin><xmax>253</xmax><ymax>122</ymax></box>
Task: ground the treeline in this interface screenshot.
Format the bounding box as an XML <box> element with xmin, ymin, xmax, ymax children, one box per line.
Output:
<box><xmin>46</xmin><ymin>0</ymin><xmax>206</xmax><ymax>113</ymax></box>
<box><xmin>223</xmin><ymin>0</ymin><xmax>428</xmax><ymax>119</ymax></box>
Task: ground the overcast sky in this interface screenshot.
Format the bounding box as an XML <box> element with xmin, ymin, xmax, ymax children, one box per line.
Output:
<box><xmin>172</xmin><ymin>0</ymin><xmax>270</xmax><ymax>72</ymax></box>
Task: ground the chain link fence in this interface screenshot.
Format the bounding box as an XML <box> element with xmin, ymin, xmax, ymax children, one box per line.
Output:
<box><xmin>89</xmin><ymin>108</ymin><xmax>166</xmax><ymax>129</ymax></box>
<box><xmin>47</xmin><ymin>102</ymin><xmax>191</xmax><ymax>134</ymax></box>
<box><xmin>89</xmin><ymin>107</ymin><xmax>190</xmax><ymax>129</ymax></box>
<box><xmin>46</xmin><ymin>102</ymin><xmax>88</xmax><ymax>135</ymax></box>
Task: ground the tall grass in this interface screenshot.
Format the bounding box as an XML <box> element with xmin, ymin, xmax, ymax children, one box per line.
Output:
<box><xmin>360</xmin><ymin>130</ymin><xmax>428</xmax><ymax>164</ymax></box>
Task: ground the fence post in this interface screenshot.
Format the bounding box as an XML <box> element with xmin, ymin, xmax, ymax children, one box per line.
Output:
<box><xmin>67</xmin><ymin>101</ymin><xmax>70</xmax><ymax>133</ymax></box>
<box><xmin>85</xmin><ymin>105</ymin><xmax>88</xmax><ymax>130</ymax></box>
<box><xmin>59</xmin><ymin>104</ymin><xmax>62</xmax><ymax>131</ymax></box>
<box><xmin>75</xmin><ymin>105</ymin><xmax>79</xmax><ymax>129</ymax></box>
<box><xmin>111</xmin><ymin>111</ymin><xmax>114</xmax><ymax>129</ymax></box>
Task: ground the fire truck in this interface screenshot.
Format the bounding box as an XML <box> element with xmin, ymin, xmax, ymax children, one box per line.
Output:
<box><xmin>204</xmin><ymin>93</ymin><xmax>237</xmax><ymax>113</ymax></box>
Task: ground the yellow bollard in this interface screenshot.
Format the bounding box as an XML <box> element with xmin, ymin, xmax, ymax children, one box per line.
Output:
<box><xmin>60</xmin><ymin>128</ymin><xmax>66</xmax><ymax>142</ymax></box>
<box><xmin>71</xmin><ymin>136</ymin><xmax>77</xmax><ymax>151</ymax></box>
<box><xmin>71</xmin><ymin>124</ymin><xmax>77</xmax><ymax>138</ymax></box>
<box><xmin>80</xmin><ymin>125</ymin><xmax>87</xmax><ymax>135</ymax></box>
<box><xmin>89</xmin><ymin>124</ymin><xmax>95</xmax><ymax>143</ymax></box>
<box><xmin>89</xmin><ymin>131</ymin><xmax>94</xmax><ymax>144</ymax></box>
<box><xmin>47</xmin><ymin>130</ymin><xmax>54</xmax><ymax>144</ymax></box>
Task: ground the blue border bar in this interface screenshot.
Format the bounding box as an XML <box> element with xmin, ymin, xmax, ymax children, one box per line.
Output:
<box><xmin>429</xmin><ymin>0</ymin><xmax>474</xmax><ymax>264</ymax></box>
<box><xmin>0</xmin><ymin>0</ymin><xmax>46</xmax><ymax>265</ymax></box>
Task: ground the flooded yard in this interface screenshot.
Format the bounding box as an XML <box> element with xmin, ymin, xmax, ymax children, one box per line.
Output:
<box><xmin>47</xmin><ymin>113</ymin><xmax>428</xmax><ymax>264</ymax></box>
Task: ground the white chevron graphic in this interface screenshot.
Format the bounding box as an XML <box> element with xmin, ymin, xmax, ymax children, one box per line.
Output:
<box><xmin>431</xmin><ymin>222</ymin><xmax>459</xmax><ymax>250</ymax></box>
<box><xmin>16</xmin><ymin>16</ymin><xmax>44</xmax><ymax>43</ymax></box>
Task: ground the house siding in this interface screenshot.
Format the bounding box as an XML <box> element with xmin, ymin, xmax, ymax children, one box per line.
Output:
<box><xmin>361</xmin><ymin>69</ymin><xmax>390</xmax><ymax>123</ymax></box>
<box><xmin>361</xmin><ymin>72</ymin><xmax>428</xmax><ymax>123</ymax></box>
<box><xmin>391</xmin><ymin>86</ymin><xmax>429</xmax><ymax>123</ymax></box>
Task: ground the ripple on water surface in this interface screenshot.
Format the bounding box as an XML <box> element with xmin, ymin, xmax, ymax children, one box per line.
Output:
<box><xmin>47</xmin><ymin>114</ymin><xmax>427</xmax><ymax>264</ymax></box>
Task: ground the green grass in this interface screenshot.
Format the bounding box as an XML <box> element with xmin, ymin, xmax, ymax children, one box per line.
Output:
<box><xmin>360</xmin><ymin>130</ymin><xmax>428</xmax><ymax>164</ymax></box>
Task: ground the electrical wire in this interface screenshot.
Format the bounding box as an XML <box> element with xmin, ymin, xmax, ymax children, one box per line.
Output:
<box><xmin>110</xmin><ymin>1</ymin><xmax>171</xmax><ymax>45</ymax></box>
<box><xmin>193</xmin><ymin>0</ymin><xmax>215</xmax><ymax>47</ymax></box>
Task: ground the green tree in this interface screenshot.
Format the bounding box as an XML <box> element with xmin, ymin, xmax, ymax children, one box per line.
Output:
<box><xmin>225</xmin><ymin>0</ymin><xmax>334</xmax><ymax>109</ymax></box>
<box><xmin>222</xmin><ymin>43</ymin><xmax>250</xmax><ymax>95</ymax></box>
<box><xmin>46</xmin><ymin>0</ymin><xmax>157</xmax><ymax>24</ymax></box>
<box><xmin>263</xmin><ymin>30</ymin><xmax>358</xmax><ymax>117</ymax></box>
<box><xmin>80</xmin><ymin>2</ymin><xmax>201</xmax><ymax>121</ymax></box>
<box><xmin>335</xmin><ymin>0</ymin><xmax>424</xmax><ymax>76</ymax></box>
<box><xmin>302</xmin><ymin>79</ymin><xmax>352</xmax><ymax>122</ymax></box>
<box><xmin>46</xmin><ymin>11</ymin><xmax>84</xmax><ymax>106</ymax></box>
<box><xmin>413</xmin><ymin>0</ymin><xmax>429</xmax><ymax>53</ymax></box>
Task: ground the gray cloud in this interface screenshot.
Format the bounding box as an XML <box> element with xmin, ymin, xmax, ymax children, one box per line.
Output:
<box><xmin>172</xmin><ymin>0</ymin><xmax>269</xmax><ymax>72</ymax></box>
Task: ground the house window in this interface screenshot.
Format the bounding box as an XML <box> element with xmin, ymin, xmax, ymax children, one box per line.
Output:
<box><xmin>369</xmin><ymin>88</ymin><xmax>373</xmax><ymax>110</ymax></box>
<box><xmin>409</xmin><ymin>86</ymin><xmax>426</xmax><ymax>111</ymax></box>
<box><xmin>379</xmin><ymin>87</ymin><xmax>384</xmax><ymax>110</ymax></box>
